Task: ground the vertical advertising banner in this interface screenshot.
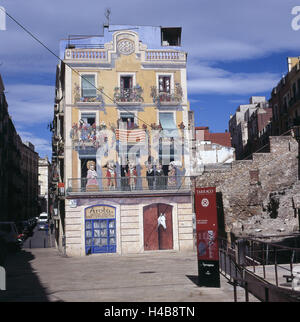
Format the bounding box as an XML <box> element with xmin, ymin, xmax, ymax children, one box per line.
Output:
<box><xmin>195</xmin><ymin>187</ymin><xmax>220</xmax><ymax>287</ymax></box>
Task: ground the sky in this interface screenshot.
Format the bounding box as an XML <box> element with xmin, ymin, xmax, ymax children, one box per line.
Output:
<box><xmin>1</xmin><ymin>0</ymin><xmax>300</xmax><ymax>159</ymax></box>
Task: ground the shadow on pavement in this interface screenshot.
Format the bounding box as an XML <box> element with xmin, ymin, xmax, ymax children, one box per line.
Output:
<box><xmin>0</xmin><ymin>249</ymin><xmax>59</xmax><ymax>302</ymax></box>
<box><xmin>186</xmin><ymin>275</ymin><xmax>200</xmax><ymax>286</ymax></box>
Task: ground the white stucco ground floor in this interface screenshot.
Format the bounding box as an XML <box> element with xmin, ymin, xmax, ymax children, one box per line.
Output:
<box><xmin>63</xmin><ymin>193</ymin><xmax>194</xmax><ymax>257</ymax></box>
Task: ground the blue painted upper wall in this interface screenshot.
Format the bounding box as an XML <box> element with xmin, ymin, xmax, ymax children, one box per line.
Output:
<box><xmin>59</xmin><ymin>24</ymin><xmax>183</xmax><ymax>59</ymax></box>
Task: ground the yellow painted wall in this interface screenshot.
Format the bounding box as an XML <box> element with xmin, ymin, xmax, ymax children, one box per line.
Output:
<box><xmin>70</xmin><ymin>46</ymin><xmax>188</xmax><ymax>178</ymax></box>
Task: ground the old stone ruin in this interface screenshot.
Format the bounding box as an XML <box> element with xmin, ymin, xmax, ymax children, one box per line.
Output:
<box><xmin>195</xmin><ymin>133</ymin><xmax>300</xmax><ymax>242</ymax></box>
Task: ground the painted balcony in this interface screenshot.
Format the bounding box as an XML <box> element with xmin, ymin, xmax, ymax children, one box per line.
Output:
<box><xmin>150</xmin><ymin>84</ymin><xmax>183</xmax><ymax>106</ymax></box>
<box><xmin>73</xmin><ymin>84</ymin><xmax>104</xmax><ymax>106</ymax></box>
<box><xmin>66</xmin><ymin>176</ymin><xmax>191</xmax><ymax>196</ymax></box>
<box><xmin>114</xmin><ymin>86</ymin><xmax>144</xmax><ymax>105</ymax></box>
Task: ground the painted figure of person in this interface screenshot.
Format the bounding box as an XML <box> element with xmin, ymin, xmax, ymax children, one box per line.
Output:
<box><xmin>168</xmin><ymin>161</ymin><xmax>177</xmax><ymax>188</ymax></box>
<box><xmin>155</xmin><ymin>161</ymin><xmax>165</xmax><ymax>190</ymax></box>
<box><xmin>126</xmin><ymin>161</ymin><xmax>137</xmax><ymax>190</ymax></box>
<box><xmin>86</xmin><ymin>160</ymin><xmax>98</xmax><ymax>191</ymax></box>
<box><xmin>146</xmin><ymin>159</ymin><xmax>155</xmax><ymax>190</ymax></box>
<box><xmin>106</xmin><ymin>160</ymin><xmax>117</xmax><ymax>190</ymax></box>
<box><xmin>120</xmin><ymin>161</ymin><xmax>129</xmax><ymax>191</ymax></box>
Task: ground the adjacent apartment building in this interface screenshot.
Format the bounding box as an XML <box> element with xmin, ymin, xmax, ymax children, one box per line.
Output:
<box><xmin>38</xmin><ymin>156</ymin><xmax>51</xmax><ymax>215</ymax></box>
<box><xmin>229</xmin><ymin>96</ymin><xmax>270</xmax><ymax>159</ymax></box>
<box><xmin>51</xmin><ymin>23</ymin><xmax>194</xmax><ymax>256</ymax></box>
<box><xmin>270</xmin><ymin>57</ymin><xmax>300</xmax><ymax>136</ymax></box>
<box><xmin>192</xmin><ymin>126</ymin><xmax>235</xmax><ymax>173</ymax></box>
<box><xmin>0</xmin><ymin>73</ymin><xmax>39</xmax><ymax>222</ymax></box>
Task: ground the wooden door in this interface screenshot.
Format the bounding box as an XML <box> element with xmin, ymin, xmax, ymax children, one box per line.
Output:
<box><xmin>158</xmin><ymin>203</ymin><xmax>173</xmax><ymax>250</ymax></box>
<box><xmin>143</xmin><ymin>204</ymin><xmax>159</xmax><ymax>250</ymax></box>
<box><xmin>143</xmin><ymin>203</ymin><xmax>173</xmax><ymax>251</ymax></box>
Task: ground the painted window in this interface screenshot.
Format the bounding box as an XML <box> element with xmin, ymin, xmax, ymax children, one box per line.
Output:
<box><xmin>85</xmin><ymin>219</ymin><xmax>116</xmax><ymax>254</ymax></box>
<box><xmin>80</xmin><ymin>113</ymin><xmax>96</xmax><ymax>126</ymax></box>
<box><xmin>159</xmin><ymin>76</ymin><xmax>171</xmax><ymax>93</ymax></box>
<box><xmin>120</xmin><ymin>112</ymin><xmax>135</xmax><ymax>129</ymax></box>
<box><xmin>81</xmin><ymin>74</ymin><xmax>96</xmax><ymax>98</ymax></box>
<box><xmin>120</xmin><ymin>76</ymin><xmax>133</xmax><ymax>89</ymax></box>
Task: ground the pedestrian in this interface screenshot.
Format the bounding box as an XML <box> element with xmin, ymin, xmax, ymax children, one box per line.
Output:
<box><xmin>45</xmin><ymin>222</ymin><xmax>49</xmax><ymax>235</ymax></box>
<box><xmin>50</xmin><ymin>221</ymin><xmax>54</xmax><ymax>234</ymax></box>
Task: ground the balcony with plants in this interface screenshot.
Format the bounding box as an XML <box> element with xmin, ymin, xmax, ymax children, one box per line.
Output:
<box><xmin>113</xmin><ymin>85</ymin><xmax>144</xmax><ymax>105</ymax></box>
<box><xmin>73</xmin><ymin>83</ymin><xmax>104</xmax><ymax>106</ymax></box>
<box><xmin>150</xmin><ymin>83</ymin><xmax>183</xmax><ymax>106</ymax></box>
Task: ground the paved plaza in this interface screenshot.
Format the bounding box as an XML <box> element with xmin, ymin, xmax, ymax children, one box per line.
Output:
<box><xmin>0</xmin><ymin>248</ymin><xmax>260</xmax><ymax>302</ymax></box>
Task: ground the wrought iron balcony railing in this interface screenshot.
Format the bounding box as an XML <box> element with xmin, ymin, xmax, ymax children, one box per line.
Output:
<box><xmin>114</xmin><ymin>86</ymin><xmax>144</xmax><ymax>104</ymax></box>
<box><xmin>67</xmin><ymin>175</ymin><xmax>191</xmax><ymax>195</ymax></box>
<box><xmin>150</xmin><ymin>84</ymin><xmax>183</xmax><ymax>105</ymax></box>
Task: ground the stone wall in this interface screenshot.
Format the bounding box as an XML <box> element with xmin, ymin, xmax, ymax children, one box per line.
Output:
<box><xmin>196</xmin><ymin>135</ymin><xmax>300</xmax><ymax>239</ymax></box>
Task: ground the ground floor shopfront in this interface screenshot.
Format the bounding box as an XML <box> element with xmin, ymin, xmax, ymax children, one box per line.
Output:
<box><xmin>63</xmin><ymin>193</ymin><xmax>194</xmax><ymax>256</ymax></box>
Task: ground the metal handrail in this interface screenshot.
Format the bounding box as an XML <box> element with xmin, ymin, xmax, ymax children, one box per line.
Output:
<box><xmin>218</xmin><ymin>236</ymin><xmax>300</xmax><ymax>301</ymax></box>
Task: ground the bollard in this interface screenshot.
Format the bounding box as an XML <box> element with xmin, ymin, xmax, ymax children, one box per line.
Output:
<box><xmin>29</xmin><ymin>239</ymin><xmax>31</xmax><ymax>249</ymax></box>
<box><xmin>264</xmin><ymin>287</ymin><xmax>269</xmax><ymax>302</ymax></box>
<box><xmin>245</xmin><ymin>282</ymin><xmax>249</xmax><ymax>302</ymax></box>
<box><xmin>44</xmin><ymin>238</ymin><xmax>46</xmax><ymax>248</ymax></box>
<box><xmin>233</xmin><ymin>279</ymin><xmax>237</xmax><ymax>302</ymax></box>
<box><xmin>292</xmin><ymin>266</ymin><xmax>300</xmax><ymax>291</ymax></box>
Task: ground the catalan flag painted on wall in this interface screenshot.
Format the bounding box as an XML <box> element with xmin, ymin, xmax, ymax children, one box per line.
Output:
<box><xmin>115</xmin><ymin>129</ymin><xmax>146</xmax><ymax>143</ymax></box>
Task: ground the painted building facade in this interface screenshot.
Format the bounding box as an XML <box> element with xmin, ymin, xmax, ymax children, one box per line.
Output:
<box><xmin>52</xmin><ymin>24</ymin><xmax>193</xmax><ymax>256</ymax></box>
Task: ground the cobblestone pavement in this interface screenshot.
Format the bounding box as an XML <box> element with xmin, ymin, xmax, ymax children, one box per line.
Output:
<box><xmin>0</xmin><ymin>248</ymin><xmax>260</xmax><ymax>302</ymax></box>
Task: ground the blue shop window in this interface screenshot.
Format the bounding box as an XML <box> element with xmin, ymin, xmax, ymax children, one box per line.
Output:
<box><xmin>85</xmin><ymin>219</ymin><xmax>116</xmax><ymax>254</ymax></box>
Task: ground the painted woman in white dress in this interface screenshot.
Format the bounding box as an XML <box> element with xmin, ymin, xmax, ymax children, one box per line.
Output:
<box><xmin>86</xmin><ymin>160</ymin><xmax>98</xmax><ymax>191</ymax></box>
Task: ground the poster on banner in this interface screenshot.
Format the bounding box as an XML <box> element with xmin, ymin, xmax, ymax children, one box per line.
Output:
<box><xmin>195</xmin><ymin>187</ymin><xmax>219</xmax><ymax>261</ymax></box>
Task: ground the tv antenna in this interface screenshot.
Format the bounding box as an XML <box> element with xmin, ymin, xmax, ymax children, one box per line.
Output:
<box><xmin>104</xmin><ymin>8</ymin><xmax>111</xmax><ymax>26</ymax></box>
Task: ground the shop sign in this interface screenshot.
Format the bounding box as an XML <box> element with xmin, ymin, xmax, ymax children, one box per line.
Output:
<box><xmin>85</xmin><ymin>205</ymin><xmax>115</xmax><ymax>219</ymax></box>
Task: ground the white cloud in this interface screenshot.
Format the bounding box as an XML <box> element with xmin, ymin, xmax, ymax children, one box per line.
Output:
<box><xmin>188</xmin><ymin>68</ymin><xmax>280</xmax><ymax>95</ymax></box>
<box><xmin>17</xmin><ymin>130</ymin><xmax>52</xmax><ymax>158</ymax></box>
<box><xmin>4</xmin><ymin>83</ymin><xmax>54</xmax><ymax>125</ymax></box>
<box><xmin>1</xmin><ymin>0</ymin><xmax>300</xmax><ymax>68</ymax></box>
<box><xmin>0</xmin><ymin>0</ymin><xmax>299</xmax><ymax>144</ymax></box>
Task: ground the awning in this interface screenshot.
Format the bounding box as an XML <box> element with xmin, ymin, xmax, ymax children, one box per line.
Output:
<box><xmin>159</xmin><ymin>113</ymin><xmax>179</xmax><ymax>137</ymax></box>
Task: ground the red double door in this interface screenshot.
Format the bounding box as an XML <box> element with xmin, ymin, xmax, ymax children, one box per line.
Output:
<box><xmin>143</xmin><ymin>203</ymin><xmax>173</xmax><ymax>250</ymax></box>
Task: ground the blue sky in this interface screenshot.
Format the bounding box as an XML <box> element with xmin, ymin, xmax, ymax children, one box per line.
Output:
<box><xmin>1</xmin><ymin>0</ymin><xmax>300</xmax><ymax>158</ymax></box>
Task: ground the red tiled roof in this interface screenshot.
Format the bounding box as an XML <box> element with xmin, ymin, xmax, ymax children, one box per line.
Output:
<box><xmin>207</xmin><ymin>132</ymin><xmax>231</xmax><ymax>147</ymax></box>
<box><xmin>195</xmin><ymin>127</ymin><xmax>232</xmax><ymax>147</ymax></box>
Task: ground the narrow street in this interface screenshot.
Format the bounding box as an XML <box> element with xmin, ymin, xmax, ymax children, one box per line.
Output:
<box><xmin>22</xmin><ymin>225</ymin><xmax>55</xmax><ymax>249</ymax></box>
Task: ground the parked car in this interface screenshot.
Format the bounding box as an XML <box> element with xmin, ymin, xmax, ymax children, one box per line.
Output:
<box><xmin>29</xmin><ymin>217</ymin><xmax>37</xmax><ymax>227</ymax></box>
<box><xmin>0</xmin><ymin>235</ymin><xmax>8</xmax><ymax>266</ymax></box>
<box><xmin>38</xmin><ymin>222</ymin><xmax>48</xmax><ymax>231</ymax></box>
<box><xmin>38</xmin><ymin>213</ymin><xmax>48</xmax><ymax>224</ymax></box>
<box><xmin>16</xmin><ymin>220</ymin><xmax>35</xmax><ymax>239</ymax></box>
<box><xmin>0</xmin><ymin>222</ymin><xmax>22</xmax><ymax>251</ymax></box>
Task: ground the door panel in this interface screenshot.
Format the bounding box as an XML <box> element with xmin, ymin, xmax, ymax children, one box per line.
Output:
<box><xmin>158</xmin><ymin>204</ymin><xmax>173</xmax><ymax>250</ymax></box>
<box><xmin>143</xmin><ymin>204</ymin><xmax>159</xmax><ymax>251</ymax></box>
